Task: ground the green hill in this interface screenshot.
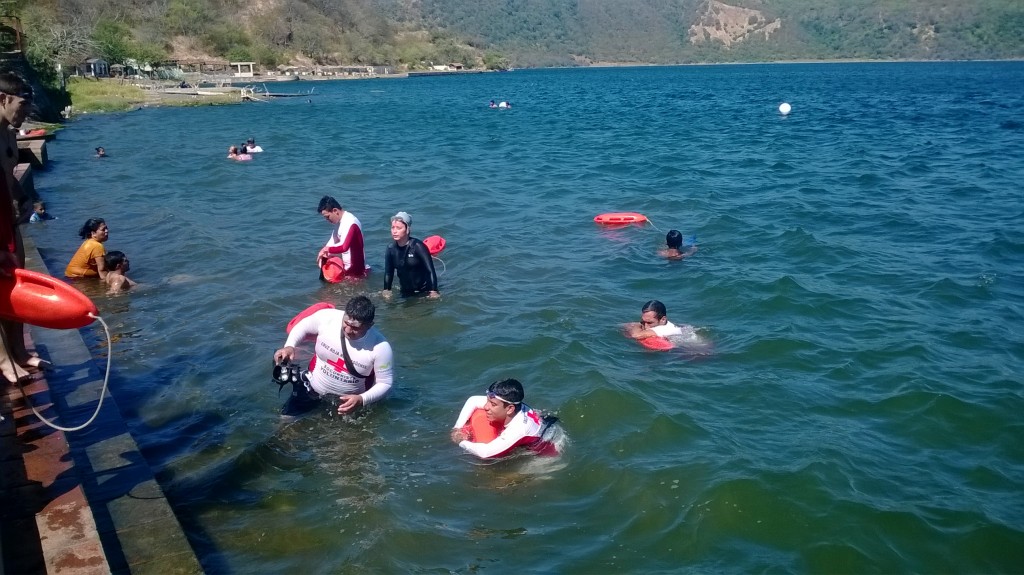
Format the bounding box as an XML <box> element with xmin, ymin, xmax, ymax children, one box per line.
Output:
<box><xmin>9</xmin><ymin>0</ymin><xmax>1024</xmax><ymax>86</ymax></box>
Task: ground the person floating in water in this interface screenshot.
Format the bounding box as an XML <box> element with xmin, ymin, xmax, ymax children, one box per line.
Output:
<box><xmin>244</xmin><ymin>137</ymin><xmax>263</xmax><ymax>153</ymax></box>
<box><xmin>227</xmin><ymin>146</ymin><xmax>251</xmax><ymax>161</ymax></box>
<box><xmin>625</xmin><ymin>299</ymin><xmax>699</xmax><ymax>342</ymax></box>
<box><xmin>450</xmin><ymin>378</ymin><xmax>559</xmax><ymax>459</ymax></box>
<box><xmin>497</xmin><ymin>101</ymin><xmax>511</xmax><ymax>109</ymax></box>
<box><xmin>95</xmin><ymin>146</ymin><xmax>106</xmax><ymax>158</ymax></box>
<box><xmin>659</xmin><ymin>230</ymin><xmax>697</xmax><ymax>260</ymax></box>
<box><xmin>489</xmin><ymin>100</ymin><xmax>497</xmax><ymax>108</ymax></box>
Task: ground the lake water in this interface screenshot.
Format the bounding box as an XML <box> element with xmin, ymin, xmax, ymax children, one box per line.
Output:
<box><xmin>27</xmin><ymin>62</ymin><xmax>1024</xmax><ymax>573</ymax></box>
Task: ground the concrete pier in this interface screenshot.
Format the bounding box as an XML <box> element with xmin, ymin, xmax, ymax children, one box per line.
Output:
<box><xmin>16</xmin><ymin>139</ymin><xmax>47</xmax><ymax>169</ymax></box>
<box><xmin>0</xmin><ymin>238</ymin><xmax>203</xmax><ymax>574</ymax></box>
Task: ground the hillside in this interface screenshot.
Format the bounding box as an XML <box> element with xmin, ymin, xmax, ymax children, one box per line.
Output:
<box><xmin>9</xmin><ymin>0</ymin><xmax>1024</xmax><ymax>90</ymax></box>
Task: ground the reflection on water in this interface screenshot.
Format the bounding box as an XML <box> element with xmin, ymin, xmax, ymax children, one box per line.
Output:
<box><xmin>27</xmin><ymin>62</ymin><xmax>1024</xmax><ymax>572</ymax></box>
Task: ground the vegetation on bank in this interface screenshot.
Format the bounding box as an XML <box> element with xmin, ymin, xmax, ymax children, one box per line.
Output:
<box><xmin>64</xmin><ymin>78</ymin><xmax>239</xmax><ymax>113</ymax></box>
<box><xmin>64</xmin><ymin>78</ymin><xmax>145</xmax><ymax>113</ymax></box>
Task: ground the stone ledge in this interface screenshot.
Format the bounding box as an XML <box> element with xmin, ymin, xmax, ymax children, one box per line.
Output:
<box><xmin>0</xmin><ymin>234</ymin><xmax>204</xmax><ymax>574</ymax></box>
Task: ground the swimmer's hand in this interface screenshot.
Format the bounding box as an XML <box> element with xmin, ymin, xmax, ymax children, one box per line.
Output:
<box><xmin>427</xmin><ymin>291</ymin><xmax>440</xmax><ymax>299</ymax></box>
<box><xmin>337</xmin><ymin>394</ymin><xmax>363</xmax><ymax>414</ymax></box>
<box><xmin>273</xmin><ymin>346</ymin><xmax>295</xmax><ymax>364</ymax></box>
<box><xmin>450</xmin><ymin>428</ymin><xmax>470</xmax><ymax>444</ymax></box>
<box><xmin>381</xmin><ymin>289</ymin><xmax>393</xmax><ymax>301</ymax></box>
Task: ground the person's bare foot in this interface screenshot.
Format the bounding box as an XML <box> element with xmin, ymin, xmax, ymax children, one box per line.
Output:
<box><xmin>0</xmin><ymin>356</ymin><xmax>31</xmax><ymax>384</ymax></box>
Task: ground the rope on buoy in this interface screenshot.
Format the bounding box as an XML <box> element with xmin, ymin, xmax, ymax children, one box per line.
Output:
<box><xmin>16</xmin><ymin>313</ymin><xmax>113</xmax><ymax>432</ymax></box>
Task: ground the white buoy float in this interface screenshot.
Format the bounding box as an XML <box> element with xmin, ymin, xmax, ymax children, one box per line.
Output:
<box><xmin>779</xmin><ymin>102</ymin><xmax>792</xmax><ymax>116</ymax></box>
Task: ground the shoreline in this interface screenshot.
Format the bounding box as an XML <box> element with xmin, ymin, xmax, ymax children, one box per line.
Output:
<box><xmin>60</xmin><ymin>57</ymin><xmax>1023</xmax><ymax>115</ymax></box>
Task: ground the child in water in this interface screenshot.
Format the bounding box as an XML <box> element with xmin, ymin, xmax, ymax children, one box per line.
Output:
<box><xmin>103</xmin><ymin>251</ymin><xmax>136</xmax><ymax>292</ymax></box>
<box><xmin>27</xmin><ymin>200</ymin><xmax>54</xmax><ymax>223</ymax></box>
<box><xmin>659</xmin><ymin>230</ymin><xmax>697</xmax><ymax>260</ymax></box>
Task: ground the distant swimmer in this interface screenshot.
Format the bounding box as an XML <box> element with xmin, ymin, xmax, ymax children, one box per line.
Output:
<box><xmin>227</xmin><ymin>145</ymin><xmax>251</xmax><ymax>161</ymax></box>
<box><xmin>659</xmin><ymin>230</ymin><xmax>697</xmax><ymax>260</ymax></box>
<box><xmin>245</xmin><ymin>137</ymin><xmax>263</xmax><ymax>153</ymax></box>
<box><xmin>489</xmin><ymin>100</ymin><xmax>497</xmax><ymax>108</ymax></box>
<box><xmin>450</xmin><ymin>378</ymin><xmax>560</xmax><ymax>459</ymax></box>
<box><xmin>497</xmin><ymin>101</ymin><xmax>511</xmax><ymax>109</ymax></box>
<box><xmin>95</xmin><ymin>146</ymin><xmax>107</xmax><ymax>158</ymax></box>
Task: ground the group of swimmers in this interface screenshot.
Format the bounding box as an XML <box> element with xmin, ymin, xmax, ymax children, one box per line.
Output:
<box><xmin>227</xmin><ymin>137</ymin><xmax>263</xmax><ymax>161</ymax></box>
<box><xmin>488</xmin><ymin>100</ymin><xmax>512</xmax><ymax>109</ymax></box>
<box><xmin>270</xmin><ymin>194</ymin><xmax>562</xmax><ymax>459</ymax></box>
<box><xmin>63</xmin><ymin>218</ymin><xmax>135</xmax><ymax>293</ymax></box>
<box><xmin>274</xmin><ymin>194</ymin><xmax>710</xmax><ymax>458</ymax></box>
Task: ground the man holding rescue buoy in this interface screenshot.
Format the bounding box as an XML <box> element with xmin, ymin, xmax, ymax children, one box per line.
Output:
<box><xmin>626</xmin><ymin>300</ymin><xmax>693</xmax><ymax>340</ymax></box>
<box><xmin>450</xmin><ymin>379</ymin><xmax>559</xmax><ymax>459</ymax></box>
<box><xmin>316</xmin><ymin>195</ymin><xmax>367</xmax><ymax>281</ymax></box>
<box><xmin>273</xmin><ymin>295</ymin><xmax>393</xmax><ymax>417</ymax></box>
<box><xmin>382</xmin><ymin>211</ymin><xmax>439</xmax><ymax>299</ymax></box>
<box><xmin>625</xmin><ymin>299</ymin><xmax>709</xmax><ymax>352</ymax></box>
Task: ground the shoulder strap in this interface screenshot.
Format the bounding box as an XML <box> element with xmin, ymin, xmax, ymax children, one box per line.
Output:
<box><xmin>340</xmin><ymin>323</ymin><xmax>372</xmax><ymax>378</ymax></box>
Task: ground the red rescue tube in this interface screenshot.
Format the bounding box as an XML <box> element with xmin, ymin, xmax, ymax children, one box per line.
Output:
<box><xmin>461</xmin><ymin>408</ymin><xmax>502</xmax><ymax>443</ymax></box>
<box><xmin>640</xmin><ymin>336</ymin><xmax>674</xmax><ymax>351</ymax></box>
<box><xmin>320</xmin><ymin>257</ymin><xmax>346</xmax><ymax>283</ymax></box>
<box><xmin>0</xmin><ymin>269</ymin><xmax>99</xmax><ymax>329</ymax></box>
<box><xmin>594</xmin><ymin>212</ymin><xmax>647</xmax><ymax>225</ymax></box>
<box><xmin>423</xmin><ymin>235</ymin><xmax>446</xmax><ymax>256</ymax></box>
<box><xmin>286</xmin><ymin>302</ymin><xmax>335</xmax><ymax>332</ymax></box>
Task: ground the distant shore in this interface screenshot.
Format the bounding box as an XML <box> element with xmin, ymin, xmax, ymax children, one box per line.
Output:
<box><xmin>586</xmin><ymin>57</ymin><xmax>1024</xmax><ymax>67</ymax></box>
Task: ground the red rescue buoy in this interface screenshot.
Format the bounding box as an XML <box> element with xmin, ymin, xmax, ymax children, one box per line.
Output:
<box><xmin>423</xmin><ymin>235</ymin><xmax>446</xmax><ymax>256</ymax></box>
<box><xmin>320</xmin><ymin>257</ymin><xmax>346</xmax><ymax>283</ymax></box>
<box><xmin>286</xmin><ymin>302</ymin><xmax>335</xmax><ymax>333</ymax></box>
<box><xmin>461</xmin><ymin>408</ymin><xmax>502</xmax><ymax>443</ymax></box>
<box><xmin>640</xmin><ymin>336</ymin><xmax>674</xmax><ymax>351</ymax></box>
<box><xmin>0</xmin><ymin>269</ymin><xmax>99</xmax><ymax>329</ymax></box>
<box><xmin>594</xmin><ymin>212</ymin><xmax>647</xmax><ymax>225</ymax></box>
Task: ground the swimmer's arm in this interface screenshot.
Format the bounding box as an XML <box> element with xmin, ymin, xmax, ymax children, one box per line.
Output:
<box><xmin>95</xmin><ymin>255</ymin><xmax>108</xmax><ymax>279</ymax></box>
<box><xmin>382</xmin><ymin>246</ymin><xmax>395</xmax><ymax>290</ymax></box>
<box><xmin>413</xmin><ymin>241</ymin><xmax>439</xmax><ymax>293</ymax></box>
<box><xmin>327</xmin><ymin>224</ymin><xmax>359</xmax><ymax>254</ymax></box>
<box><xmin>459</xmin><ymin>426</ymin><xmax>521</xmax><ymax>459</ymax></box>
<box><xmin>358</xmin><ymin>342</ymin><xmax>394</xmax><ymax>407</ymax></box>
<box><xmin>452</xmin><ymin>396</ymin><xmax>487</xmax><ymax>429</ymax></box>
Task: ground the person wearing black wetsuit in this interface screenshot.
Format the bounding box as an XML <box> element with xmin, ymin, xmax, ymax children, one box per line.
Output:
<box><xmin>383</xmin><ymin>211</ymin><xmax>439</xmax><ymax>298</ymax></box>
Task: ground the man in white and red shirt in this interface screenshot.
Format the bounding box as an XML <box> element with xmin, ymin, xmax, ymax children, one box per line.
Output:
<box><xmin>450</xmin><ymin>379</ymin><xmax>559</xmax><ymax>459</ymax></box>
<box><xmin>274</xmin><ymin>296</ymin><xmax>393</xmax><ymax>417</ymax></box>
<box><xmin>316</xmin><ymin>195</ymin><xmax>368</xmax><ymax>277</ymax></box>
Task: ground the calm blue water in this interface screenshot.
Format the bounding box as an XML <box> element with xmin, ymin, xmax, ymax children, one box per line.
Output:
<box><xmin>27</xmin><ymin>62</ymin><xmax>1024</xmax><ymax>573</ymax></box>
